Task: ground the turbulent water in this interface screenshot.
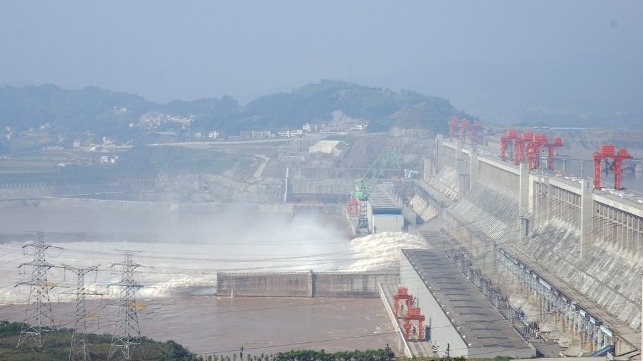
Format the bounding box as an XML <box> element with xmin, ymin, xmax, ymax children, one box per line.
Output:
<box><xmin>0</xmin><ymin>202</ymin><xmax>424</xmax><ymax>354</ymax></box>
<box><xmin>0</xmin><ymin>202</ymin><xmax>427</xmax><ymax>305</ymax></box>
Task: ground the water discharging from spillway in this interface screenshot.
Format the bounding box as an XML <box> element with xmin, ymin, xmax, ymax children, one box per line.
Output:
<box><xmin>0</xmin><ymin>202</ymin><xmax>427</xmax><ymax>305</ymax></box>
<box><xmin>0</xmin><ymin>201</ymin><xmax>426</xmax><ymax>354</ymax></box>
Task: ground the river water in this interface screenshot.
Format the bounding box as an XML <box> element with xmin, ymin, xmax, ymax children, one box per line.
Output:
<box><xmin>0</xmin><ymin>202</ymin><xmax>424</xmax><ymax>355</ymax></box>
<box><xmin>1</xmin><ymin>297</ymin><xmax>396</xmax><ymax>356</ymax></box>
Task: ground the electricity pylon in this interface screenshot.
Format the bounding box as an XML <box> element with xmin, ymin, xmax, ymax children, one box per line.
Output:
<box><xmin>63</xmin><ymin>264</ymin><xmax>99</xmax><ymax>361</ymax></box>
<box><xmin>108</xmin><ymin>251</ymin><xmax>144</xmax><ymax>360</ymax></box>
<box><xmin>17</xmin><ymin>232</ymin><xmax>58</xmax><ymax>349</ymax></box>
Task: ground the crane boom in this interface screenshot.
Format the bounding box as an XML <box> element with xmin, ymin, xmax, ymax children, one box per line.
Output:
<box><xmin>350</xmin><ymin>149</ymin><xmax>402</xmax><ymax>234</ymax></box>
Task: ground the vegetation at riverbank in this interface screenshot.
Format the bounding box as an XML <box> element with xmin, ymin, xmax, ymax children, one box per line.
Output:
<box><xmin>199</xmin><ymin>347</ymin><xmax>396</xmax><ymax>361</ymax></box>
<box><xmin>0</xmin><ymin>321</ymin><xmax>197</xmax><ymax>360</ymax></box>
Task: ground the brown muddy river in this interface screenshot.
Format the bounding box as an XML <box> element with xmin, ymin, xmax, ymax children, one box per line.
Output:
<box><xmin>1</xmin><ymin>296</ymin><xmax>398</xmax><ymax>357</ymax></box>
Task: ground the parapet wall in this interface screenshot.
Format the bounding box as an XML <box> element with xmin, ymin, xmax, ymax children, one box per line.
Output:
<box><xmin>216</xmin><ymin>271</ymin><xmax>399</xmax><ymax>298</ymax></box>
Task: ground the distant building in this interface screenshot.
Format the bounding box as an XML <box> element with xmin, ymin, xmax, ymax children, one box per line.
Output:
<box><xmin>317</xmin><ymin>110</ymin><xmax>368</xmax><ymax>133</ymax></box>
<box><xmin>309</xmin><ymin>140</ymin><xmax>343</xmax><ymax>157</ymax></box>
<box><xmin>278</xmin><ymin>129</ymin><xmax>304</xmax><ymax>138</ymax></box>
<box><xmin>99</xmin><ymin>155</ymin><xmax>117</xmax><ymax>165</ymax></box>
<box><xmin>239</xmin><ymin>130</ymin><xmax>273</xmax><ymax>139</ymax></box>
<box><xmin>239</xmin><ymin>130</ymin><xmax>252</xmax><ymax>139</ymax></box>
<box><xmin>251</xmin><ymin>130</ymin><xmax>273</xmax><ymax>138</ymax></box>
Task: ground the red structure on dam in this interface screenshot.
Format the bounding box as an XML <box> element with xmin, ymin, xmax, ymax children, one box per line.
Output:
<box><xmin>592</xmin><ymin>145</ymin><xmax>633</xmax><ymax>190</ymax></box>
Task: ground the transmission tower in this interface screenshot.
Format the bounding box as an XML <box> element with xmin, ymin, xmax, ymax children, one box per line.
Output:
<box><xmin>108</xmin><ymin>251</ymin><xmax>144</xmax><ymax>360</ymax></box>
<box><xmin>63</xmin><ymin>264</ymin><xmax>99</xmax><ymax>361</ymax></box>
<box><xmin>17</xmin><ymin>232</ymin><xmax>58</xmax><ymax>349</ymax></box>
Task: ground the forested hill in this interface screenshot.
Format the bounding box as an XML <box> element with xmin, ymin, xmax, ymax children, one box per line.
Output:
<box><xmin>0</xmin><ymin>81</ymin><xmax>461</xmax><ymax>137</ymax></box>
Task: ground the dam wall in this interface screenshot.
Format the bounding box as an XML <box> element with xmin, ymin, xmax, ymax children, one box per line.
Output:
<box><xmin>442</xmin><ymin>182</ymin><xmax>519</xmax><ymax>273</ymax></box>
<box><xmin>216</xmin><ymin>271</ymin><xmax>399</xmax><ymax>298</ymax></box>
<box><xmin>414</xmin><ymin>138</ymin><xmax>643</xmax><ymax>351</ymax></box>
<box><xmin>288</xmin><ymin>178</ymin><xmax>353</xmax><ymax>203</ymax></box>
<box><xmin>427</xmin><ymin>136</ymin><xmax>643</xmax><ymax>353</ymax></box>
<box><xmin>521</xmin><ymin>179</ymin><xmax>643</xmax><ymax>332</ymax></box>
<box><xmin>0</xmin><ymin>168</ymin><xmax>353</xmax><ymax>205</ymax></box>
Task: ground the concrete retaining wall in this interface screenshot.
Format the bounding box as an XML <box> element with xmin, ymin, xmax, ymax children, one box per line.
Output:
<box><xmin>314</xmin><ymin>273</ymin><xmax>399</xmax><ymax>297</ymax></box>
<box><xmin>217</xmin><ymin>272</ymin><xmax>311</xmax><ymax>297</ymax></box>
<box><xmin>216</xmin><ymin>271</ymin><xmax>399</xmax><ymax>298</ymax></box>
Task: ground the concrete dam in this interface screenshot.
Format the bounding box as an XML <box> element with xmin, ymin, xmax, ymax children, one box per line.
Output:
<box><xmin>2</xmin><ymin>132</ymin><xmax>642</xmax><ymax>357</ymax></box>
<box><xmin>425</xmin><ymin>136</ymin><xmax>643</xmax><ymax>356</ymax></box>
<box><xmin>205</xmin><ymin>133</ymin><xmax>642</xmax><ymax>357</ymax></box>
<box><xmin>152</xmin><ymin>134</ymin><xmax>643</xmax><ymax>357</ymax></box>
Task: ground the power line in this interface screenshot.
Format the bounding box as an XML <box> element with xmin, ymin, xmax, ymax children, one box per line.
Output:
<box><xmin>16</xmin><ymin>232</ymin><xmax>59</xmax><ymax>349</ymax></box>
<box><xmin>108</xmin><ymin>250</ymin><xmax>144</xmax><ymax>360</ymax></box>
<box><xmin>62</xmin><ymin>264</ymin><xmax>100</xmax><ymax>361</ymax></box>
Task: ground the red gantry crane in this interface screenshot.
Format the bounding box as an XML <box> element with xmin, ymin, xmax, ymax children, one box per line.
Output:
<box><xmin>469</xmin><ymin>120</ymin><xmax>480</xmax><ymax>145</ymax></box>
<box><xmin>526</xmin><ymin>134</ymin><xmax>563</xmax><ymax>170</ymax></box>
<box><xmin>392</xmin><ymin>287</ymin><xmax>426</xmax><ymax>341</ymax></box>
<box><xmin>448</xmin><ymin>117</ymin><xmax>481</xmax><ymax>145</ymax></box>
<box><xmin>393</xmin><ymin>287</ymin><xmax>414</xmax><ymax>318</ymax></box>
<box><xmin>500</xmin><ymin>130</ymin><xmax>563</xmax><ymax>170</ymax></box>
<box><xmin>592</xmin><ymin>145</ymin><xmax>633</xmax><ymax>190</ymax></box>
<box><xmin>459</xmin><ymin>119</ymin><xmax>469</xmax><ymax>144</ymax></box>
<box><xmin>500</xmin><ymin>130</ymin><xmax>519</xmax><ymax>162</ymax></box>
<box><xmin>449</xmin><ymin>116</ymin><xmax>458</xmax><ymax>142</ymax></box>
<box><xmin>546</xmin><ymin>136</ymin><xmax>563</xmax><ymax>170</ymax></box>
<box><xmin>514</xmin><ymin>131</ymin><xmax>533</xmax><ymax>166</ymax></box>
<box><xmin>526</xmin><ymin>134</ymin><xmax>548</xmax><ymax>170</ymax></box>
<box><xmin>403</xmin><ymin>306</ymin><xmax>426</xmax><ymax>341</ymax></box>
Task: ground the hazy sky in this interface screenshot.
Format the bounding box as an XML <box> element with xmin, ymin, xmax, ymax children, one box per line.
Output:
<box><xmin>1</xmin><ymin>1</ymin><xmax>642</xmax><ymax>120</ymax></box>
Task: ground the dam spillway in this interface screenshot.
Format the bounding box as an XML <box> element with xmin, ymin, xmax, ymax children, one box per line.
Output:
<box><xmin>2</xmin><ymin>132</ymin><xmax>642</xmax><ymax>357</ymax></box>
<box><xmin>426</xmin><ymin>136</ymin><xmax>643</xmax><ymax>356</ymax></box>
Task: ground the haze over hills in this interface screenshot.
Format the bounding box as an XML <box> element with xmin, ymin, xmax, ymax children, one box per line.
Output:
<box><xmin>0</xmin><ymin>79</ymin><xmax>641</xmax><ymax>153</ymax></box>
<box><xmin>0</xmin><ymin>81</ymin><xmax>462</xmax><ymax>142</ymax></box>
<box><xmin>2</xmin><ymin>2</ymin><xmax>641</xmax><ymax>134</ymax></box>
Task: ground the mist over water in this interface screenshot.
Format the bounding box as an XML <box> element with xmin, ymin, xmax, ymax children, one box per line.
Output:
<box><xmin>0</xmin><ymin>202</ymin><xmax>426</xmax><ymax>305</ymax></box>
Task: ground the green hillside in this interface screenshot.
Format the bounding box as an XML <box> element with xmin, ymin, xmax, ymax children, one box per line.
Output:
<box><xmin>0</xmin><ymin>81</ymin><xmax>462</xmax><ymax>140</ymax></box>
